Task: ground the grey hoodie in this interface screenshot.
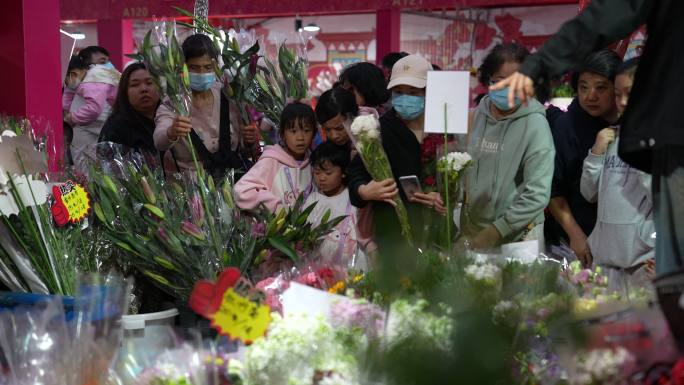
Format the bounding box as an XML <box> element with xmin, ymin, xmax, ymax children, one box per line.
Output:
<box><xmin>580</xmin><ymin>135</ymin><xmax>654</xmax><ymax>269</ymax></box>
<box><xmin>462</xmin><ymin>96</ymin><xmax>555</xmax><ymax>243</ymax></box>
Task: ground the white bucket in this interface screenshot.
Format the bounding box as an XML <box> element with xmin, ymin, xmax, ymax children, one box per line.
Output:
<box><xmin>120</xmin><ymin>308</ymin><xmax>179</xmax><ymax>363</ymax></box>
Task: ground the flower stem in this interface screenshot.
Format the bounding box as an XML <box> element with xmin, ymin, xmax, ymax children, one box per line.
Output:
<box><xmin>186</xmin><ymin>133</ymin><xmax>223</xmax><ymax>263</ymax></box>
<box><xmin>443</xmin><ymin>103</ymin><xmax>452</xmax><ymax>251</ymax></box>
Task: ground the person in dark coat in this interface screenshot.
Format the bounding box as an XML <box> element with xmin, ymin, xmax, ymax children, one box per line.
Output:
<box><xmin>347</xmin><ymin>55</ymin><xmax>446</xmax><ymax>257</ymax></box>
<box><xmin>491</xmin><ymin>0</ymin><xmax>684</xmax><ymax>351</ymax></box>
<box><xmin>99</xmin><ymin>62</ymin><xmax>159</xmax><ymax>154</ymax></box>
<box><xmin>545</xmin><ymin>51</ymin><xmax>621</xmax><ymax>265</ymax></box>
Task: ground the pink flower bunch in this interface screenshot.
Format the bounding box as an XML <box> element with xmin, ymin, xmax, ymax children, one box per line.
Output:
<box><xmin>256</xmin><ymin>275</ymin><xmax>290</xmax><ymax>314</ymax></box>
<box><xmin>293</xmin><ymin>267</ymin><xmax>339</xmax><ymax>290</ymax></box>
<box><xmin>331</xmin><ymin>300</ymin><xmax>386</xmax><ymax>341</ymax></box>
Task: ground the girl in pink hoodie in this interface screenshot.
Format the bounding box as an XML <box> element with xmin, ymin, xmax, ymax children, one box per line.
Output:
<box><xmin>234</xmin><ymin>102</ymin><xmax>316</xmax><ymax>213</ymax></box>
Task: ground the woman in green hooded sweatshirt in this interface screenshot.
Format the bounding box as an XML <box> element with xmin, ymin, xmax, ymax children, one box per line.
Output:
<box><xmin>460</xmin><ymin>43</ymin><xmax>555</xmax><ymax>252</ymax></box>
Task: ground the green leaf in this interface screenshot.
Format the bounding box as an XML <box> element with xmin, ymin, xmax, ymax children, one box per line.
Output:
<box><xmin>172</xmin><ymin>6</ymin><xmax>195</xmax><ymax>18</ymax></box>
<box><xmin>267</xmin><ymin>235</ymin><xmax>299</xmax><ymax>264</ymax></box>
<box><xmin>177</xmin><ymin>21</ymin><xmax>195</xmax><ymax>29</ymax></box>
<box><xmin>320</xmin><ymin>209</ymin><xmax>331</xmax><ymax>225</ymax></box>
<box><xmin>296</xmin><ymin>201</ymin><xmax>317</xmax><ymax>226</ymax></box>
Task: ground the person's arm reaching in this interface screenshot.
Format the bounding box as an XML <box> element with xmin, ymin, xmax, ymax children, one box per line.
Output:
<box><xmin>493</xmin><ymin>0</ymin><xmax>651</xmax><ymax>107</ymax></box>
<box><xmin>549</xmin><ymin>197</ymin><xmax>592</xmax><ymax>267</ymax></box>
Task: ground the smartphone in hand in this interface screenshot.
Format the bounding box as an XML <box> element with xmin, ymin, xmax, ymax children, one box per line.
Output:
<box><xmin>398</xmin><ymin>175</ymin><xmax>422</xmax><ymax>198</ymax></box>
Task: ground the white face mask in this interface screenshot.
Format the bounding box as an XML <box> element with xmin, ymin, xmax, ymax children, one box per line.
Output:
<box><xmin>66</xmin><ymin>77</ymin><xmax>82</xmax><ymax>91</ymax></box>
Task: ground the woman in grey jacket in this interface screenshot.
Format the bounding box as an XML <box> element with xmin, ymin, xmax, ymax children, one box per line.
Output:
<box><xmin>461</xmin><ymin>43</ymin><xmax>555</xmax><ymax>252</ymax></box>
<box><xmin>580</xmin><ymin>58</ymin><xmax>655</xmax><ymax>291</ymax></box>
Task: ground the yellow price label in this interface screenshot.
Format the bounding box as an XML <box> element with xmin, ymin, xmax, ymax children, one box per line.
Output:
<box><xmin>61</xmin><ymin>182</ymin><xmax>90</xmax><ymax>223</ymax></box>
<box><xmin>211</xmin><ymin>288</ymin><xmax>271</xmax><ymax>344</ymax></box>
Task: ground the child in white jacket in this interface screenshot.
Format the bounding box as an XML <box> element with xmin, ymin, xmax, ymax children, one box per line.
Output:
<box><xmin>580</xmin><ymin>58</ymin><xmax>655</xmax><ymax>291</ymax></box>
<box><xmin>305</xmin><ymin>142</ymin><xmax>372</xmax><ymax>269</ymax></box>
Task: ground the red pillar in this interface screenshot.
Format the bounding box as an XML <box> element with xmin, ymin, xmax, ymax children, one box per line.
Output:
<box><xmin>376</xmin><ymin>9</ymin><xmax>401</xmax><ymax>66</ymax></box>
<box><xmin>0</xmin><ymin>0</ymin><xmax>63</xmax><ymax>170</ymax></box>
<box><xmin>97</xmin><ymin>19</ymin><xmax>134</xmax><ymax>70</ymax></box>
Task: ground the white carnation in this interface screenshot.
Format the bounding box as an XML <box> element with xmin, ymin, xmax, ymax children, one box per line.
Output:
<box><xmin>493</xmin><ymin>300</ymin><xmax>515</xmax><ymax>314</ymax></box>
<box><xmin>441</xmin><ymin>151</ymin><xmax>472</xmax><ymax>172</ymax></box>
<box><xmin>365</xmin><ymin>126</ymin><xmax>380</xmax><ymax>140</ymax></box>
<box><xmin>464</xmin><ymin>263</ymin><xmax>501</xmax><ymax>282</ymax></box>
<box><xmin>350</xmin><ymin>115</ymin><xmax>379</xmax><ymax>139</ymax></box>
<box><xmin>448</xmin><ymin>152</ymin><xmax>472</xmax><ymax>171</ymax></box>
<box><xmin>571</xmin><ymin>347</ymin><xmax>634</xmax><ymax>385</ymax></box>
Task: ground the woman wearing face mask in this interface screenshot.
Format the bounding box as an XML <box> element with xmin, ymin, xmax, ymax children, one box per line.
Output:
<box><xmin>459</xmin><ymin>43</ymin><xmax>555</xmax><ymax>252</ymax></box>
<box><xmin>154</xmin><ymin>34</ymin><xmax>256</xmax><ymax>176</ymax></box>
<box><xmin>348</xmin><ymin>55</ymin><xmax>446</xmax><ymax>252</ymax></box>
<box><xmin>99</xmin><ymin>63</ymin><xmax>161</xmax><ymax>157</ymax></box>
<box><xmin>63</xmin><ymin>46</ymin><xmax>121</xmax><ymax>173</ymax></box>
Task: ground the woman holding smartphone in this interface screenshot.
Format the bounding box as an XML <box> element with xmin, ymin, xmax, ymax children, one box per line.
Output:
<box><xmin>348</xmin><ymin>55</ymin><xmax>445</xmax><ymax>252</ymax></box>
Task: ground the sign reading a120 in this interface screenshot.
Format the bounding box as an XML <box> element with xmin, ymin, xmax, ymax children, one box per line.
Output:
<box><xmin>123</xmin><ymin>7</ymin><xmax>149</xmax><ymax>18</ymax></box>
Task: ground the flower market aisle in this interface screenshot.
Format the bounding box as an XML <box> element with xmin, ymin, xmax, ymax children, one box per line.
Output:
<box><xmin>1</xmin><ymin>8</ymin><xmax>683</xmax><ymax>385</ymax></box>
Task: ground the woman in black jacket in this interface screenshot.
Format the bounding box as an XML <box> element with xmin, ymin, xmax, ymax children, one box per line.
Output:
<box><xmin>99</xmin><ymin>62</ymin><xmax>159</xmax><ymax>154</ymax></box>
<box><xmin>347</xmin><ymin>55</ymin><xmax>445</xmax><ymax>256</ymax></box>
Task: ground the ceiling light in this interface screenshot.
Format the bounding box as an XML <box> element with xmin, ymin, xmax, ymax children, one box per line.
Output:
<box><xmin>303</xmin><ymin>23</ymin><xmax>320</xmax><ymax>32</ymax></box>
<box><xmin>60</xmin><ymin>29</ymin><xmax>85</xmax><ymax>40</ymax></box>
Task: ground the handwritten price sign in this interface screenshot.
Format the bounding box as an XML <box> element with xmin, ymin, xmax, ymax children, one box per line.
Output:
<box><xmin>213</xmin><ymin>288</ymin><xmax>271</xmax><ymax>343</ymax></box>
<box><xmin>189</xmin><ymin>268</ymin><xmax>271</xmax><ymax>344</ymax></box>
<box><xmin>51</xmin><ymin>181</ymin><xmax>90</xmax><ymax>226</ymax></box>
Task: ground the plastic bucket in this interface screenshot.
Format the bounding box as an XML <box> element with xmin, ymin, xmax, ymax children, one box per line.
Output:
<box><xmin>120</xmin><ymin>308</ymin><xmax>179</xmax><ymax>361</ymax></box>
<box><xmin>122</xmin><ymin>307</ymin><xmax>179</xmax><ymax>341</ymax></box>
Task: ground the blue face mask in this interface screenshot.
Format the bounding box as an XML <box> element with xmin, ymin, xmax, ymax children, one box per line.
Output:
<box><xmin>189</xmin><ymin>72</ymin><xmax>216</xmax><ymax>92</ymax></box>
<box><xmin>488</xmin><ymin>87</ymin><xmax>521</xmax><ymax>111</ymax></box>
<box><xmin>392</xmin><ymin>93</ymin><xmax>425</xmax><ymax>121</ymax></box>
<box><xmin>101</xmin><ymin>61</ymin><xmax>116</xmax><ymax>70</ymax></box>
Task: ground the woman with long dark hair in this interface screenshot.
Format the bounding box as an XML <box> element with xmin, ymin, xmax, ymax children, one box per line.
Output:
<box><xmin>99</xmin><ymin>62</ymin><xmax>160</xmax><ymax>153</ymax></box>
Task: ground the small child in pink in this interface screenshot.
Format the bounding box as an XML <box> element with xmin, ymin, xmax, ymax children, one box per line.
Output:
<box><xmin>234</xmin><ymin>102</ymin><xmax>316</xmax><ymax>212</ymax></box>
<box><xmin>305</xmin><ymin>142</ymin><xmax>372</xmax><ymax>268</ymax></box>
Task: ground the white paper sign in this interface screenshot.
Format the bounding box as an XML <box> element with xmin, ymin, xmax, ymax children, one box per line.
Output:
<box><xmin>424</xmin><ymin>71</ymin><xmax>470</xmax><ymax>134</ymax></box>
<box><xmin>501</xmin><ymin>240</ymin><xmax>540</xmax><ymax>264</ymax></box>
<box><xmin>281</xmin><ymin>282</ymin><xmax>351</xmax><ymax>320</ymax></box>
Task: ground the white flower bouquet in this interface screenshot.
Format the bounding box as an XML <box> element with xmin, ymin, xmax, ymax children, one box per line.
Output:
<box><xmin>349</xmin><ymin>114</ymin><xmax>412</xmax><ymax>242</ymax></box>
<box><xmin>242</xmin><ymin>312</ymin><xmax>359</xmax><ymax>385</ymax></box>
<box><xmin>436</xmin><ymin>151</ymin><xmax>471</xmax><ymax>207</ymax></box>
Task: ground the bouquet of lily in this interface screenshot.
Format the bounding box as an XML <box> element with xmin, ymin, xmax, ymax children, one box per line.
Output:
<box><xmin>349</xmin><ymin>113</ymin><xmax>412</xmax><ymax>242</ymax></box>
<box><xmin>129</xmin><ymin>21</ymin><xmax>191</xmax><ymax>117</ymax></box>
<box><xmin>436</xmin><ymin>151</ymin><xmax>471</xmax><ymax>207</ymax></box>
<box><xmin>88</xmin><ymin>154</ymin><xmax>240</xmax><ymax>300</ymax></box>
<box><xmin>251</xmin><ymin>193</ymin><xmax>346</xmax><ymax>268</ymax></box>
<box><xmin>246</xmin><ymin>43</ymin><xmax>309</xmax><ymax>127</ymax></box>
<box><xmin>0</xmin><ymin>117</ymin><xmax>100</xmax><ymax>295</ymax></box>
<box><xmin>89</xmin><ymin>149</ymin><xmax>344</xmax><ymax>299</ymax></box>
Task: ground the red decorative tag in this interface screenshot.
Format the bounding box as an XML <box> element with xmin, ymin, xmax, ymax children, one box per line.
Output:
<box><xmin>189</xmin><ymin>268</ymin><xmax>271</xmax><ymax>344</ymax></box>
